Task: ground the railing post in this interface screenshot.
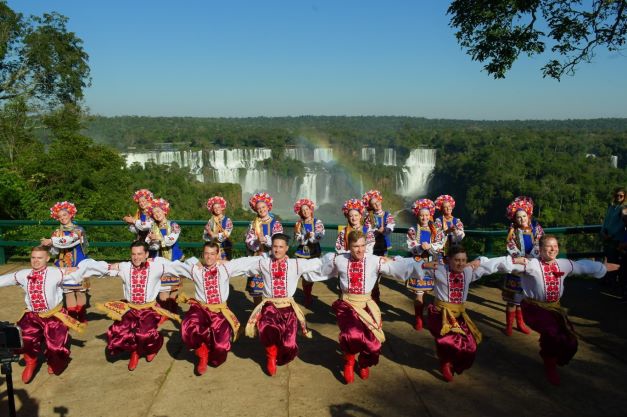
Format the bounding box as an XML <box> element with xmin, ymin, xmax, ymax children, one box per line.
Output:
<box><xmin>0</xmin><ymin>227</ymin><xmax>5</xmax><ymax>265</ymax></box>
<box><xmin>485</xmin><ymin>236</ymin><xmax>494</xmax><ymax>258</ymax></box>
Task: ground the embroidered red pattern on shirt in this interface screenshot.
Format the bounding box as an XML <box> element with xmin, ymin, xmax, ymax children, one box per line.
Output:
<box><xmin>271</xmin><ymin>258</ymin><xmax>288</xmax><ymax>297</ymax></box>
<box><xmin>347</xmin><ymin>258</ymin><xmax>366</xmax><ymax>294</ymax></box>
<box><xmin>203</xmin><ymin>265</ymin><xmax>221</xmax><ymax>304</ymax></box>
<box><xmin>130</xmin><ymin>263</ymin><xmax>149</xmax><ymax>303</ymax></box>
<box><xmin>27</xmin><ymin>269</ymin><xmax>49</xmax><ymax>312</ymax></box>
<box><xmin>541</xmin><ymin>261</ymin><xmax>562</xmax><ymax>302</ymax></box>
<box><xmin>448</xmin><ymin>271</ymin><xmax>464</xmax><ymax>304</ymax></box>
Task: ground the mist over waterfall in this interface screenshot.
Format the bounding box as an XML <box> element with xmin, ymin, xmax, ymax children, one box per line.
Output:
<box><xmin>122</xmin><ymin>146</ymin><xmax>435</xmax><ymax>219</ymax></box>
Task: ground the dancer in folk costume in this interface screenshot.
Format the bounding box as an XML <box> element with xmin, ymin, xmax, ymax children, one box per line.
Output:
<box><xmin>245</xmin><ymin>192</ymin><xmax>283</xmax><ymax>305</ymax></box>
<box><xmin>306</xmin><ymin>230</ymin><xmax>419</xmax><ymax>384</ymax></box>
<box><xmin>67</xmin><ymin>241</ymin><xmax>188</xmax><ymax>371</ymax></box>
<box><xmin>434</xmin><ymin>194</ymin><xmax>465</xmax><ymax>251</ymax></box>
<box><xmin>293</xmin><ymin>198</ymin><xmax>325</xmax><ymax>308</ymax></box>
<box><xmin>176</xmin><ymin>242</ymin><xmax>255</xmax><ymax>374</ymax></box>
<box><xmin>335</xmin><ymin>198</ymin><xmax>375</xmax><ymax>254</ymax></box>
<box><xmin>0</xmin><ymin>247</ymin><xmax>86</xmax><ymax>383</ymax></box>
<box><xmin>406</xmin><ymin>198</ymin><xmax>446</xmax><ymax>331</ymax></box>
<box><xmin>203</xmin><ymin>196</ymin><xmax>234</xmax><ymax>260</ymax></box>
<box><xmin>146</xmin><ymin>197</ymin><xmax>184</xmax><ymax>314</ymax></box>
<box><xmin>123</xmin><ymin>189</ymin><xmax>154</xmax><ymax>242</ymax></box>
<box><xmin>410</xmin><ymin>245</ymin><xmax>503</xmax><ymax>382</ymax></box>
<box><xmin>235</xmin><ymin>234</ymin><xmax>323</xmax><ymax>376</ymax></box>
<box><xmin>362</xmin><ymin>189</ymin><xmax>395</xmax><ymax>304</ymax></box>
<box><xmin>502</xmin><ymin>196</ymin><xmax>544</xmax><ymax>336</ymax></box>
<box><xmin>40</xmin><ymin>201</ymin><xmax>90</xmax><ymax>323</ymax></box>
<box><xmin>496</xmin><ymin>235</ymin><xmax>617</xmax><ymax>385</ymax></box>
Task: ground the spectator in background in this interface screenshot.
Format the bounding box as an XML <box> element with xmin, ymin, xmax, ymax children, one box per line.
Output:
<box><xmin>618</xmin><ymin>206</ymin><xmax>627</xmax><ymax>302</ymax></box>
<box><xmin>601</xmin><ymin>187</ymin><xmax>626</xmax><ymax>287</ymax></box>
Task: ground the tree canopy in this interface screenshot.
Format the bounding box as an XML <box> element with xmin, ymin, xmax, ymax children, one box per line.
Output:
<box><xmin>0</xmin><ymin>1</ymin><xmax>90</xmax><ymax>107</ymax></box>
<box><xmin>448</xmin><ymin>0</ymin><xmax>627</xmax><ymax>80</ymax></box>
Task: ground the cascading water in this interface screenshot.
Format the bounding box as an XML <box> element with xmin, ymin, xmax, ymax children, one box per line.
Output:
<box><xmin>122</xmin><ymin>147</ymin><xmax>435</xmax><ymax>218</ymax></box>
<box><xmin>396</xmin><ymin>148</ymin><xmax>436</xmax><ymax>197</ymax></box>
<box><xmin>361</xmin><ymin>148</ymin><xmax>376</xmax><ymax>163</ymax></box>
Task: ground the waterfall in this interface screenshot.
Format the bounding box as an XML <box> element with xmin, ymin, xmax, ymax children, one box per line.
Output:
<box><xmin>397</xmin><ymin>148</ymin><xmax>436</xmax><ymax>197</ymax></box>
<box><xmin>297</xmin><ymin>171</ymin><xmax>317</xmax><ymax>202</ymax></box>
<box><xmin>313</xmin><ymin>148</ymin><xmax>334</xmax><ymax>163</ymax></box>
<box><xmin>383</xmin><ymin>148</ymin><xmax>396</xmax><ymax>166</ymax></box>
<box><xmin>123</xmin><ymin>150</ymin><xmax>204</xmax><ymax>181</ymax></box>
<box><xmin>361</xmin><ymin>148</ymin><xmax>376</xmax><ymax>163</ymax></box>
<box><xmin>284</xmin><ymin>148</ymin><xmax>308</xmax><ymax>162</ymax></box>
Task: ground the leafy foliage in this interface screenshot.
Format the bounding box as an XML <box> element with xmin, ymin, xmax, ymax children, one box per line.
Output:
<box><xmin>448</xmin><ymin>0</ymin><xmax>627</xmax><ymax>79</ymax></box>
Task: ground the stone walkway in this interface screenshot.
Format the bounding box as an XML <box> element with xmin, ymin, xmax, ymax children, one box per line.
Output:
<box><xmin>1</xmin><ymin>262</ymin><xmax>626</xmax><ymax>417</ymax></box>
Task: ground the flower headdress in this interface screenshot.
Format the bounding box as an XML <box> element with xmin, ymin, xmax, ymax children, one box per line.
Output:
<box><xmin>50</xmin><ymin>201</ymin><xmax>77</xmax><ymax>220</ymax></box>
<box><xmin>249</xmin><ymin>192</ymin><xmax>273</xmax><ymax>212</ymax></box>
<box><xmin>150</xmin><ymin>198</ymin><xmax>171</xmax><ymax>216</ymax></box>
<box><xmin>133</xmin><ymin>189</ymin><xmax>154</xmax><ymax>203</ymax></box>
<box><xmin>506</xmin><ymin>196</ymin><xmax>534</xmax><ymax>221</ymax></box>
<box><xmin>411</xmin><ymin>198</ymin><xmax>435</xmax><ymax>218</ymax></box>
<box><xmin>342</xmin><ymin>198</ymin><xmax>365</xmax><ymax>216</ymax></box>
<box><xmin>206</xmin><ymin>196</ymin><xmax>227</xmax><ymax>212</ymax></box>
<box><xmin>293</xmin><ymin>198</ymin><xmax>315</xmax><ymax>216</ymax></box>
<box><xmin>435</xmin><ymin>194</ymin><xmax>456</xmax><ymax>211</ymax></box>
<box><xmin>361</xmin><ymin>189</ymin><xmax>383</xmax><ymax>209</ymax></box>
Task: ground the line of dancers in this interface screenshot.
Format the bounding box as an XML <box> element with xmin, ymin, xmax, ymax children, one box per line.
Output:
<box><xmin>0</xmin><ymin>190</ymin><xmax>618</xmax><ymax>387</ymax></box>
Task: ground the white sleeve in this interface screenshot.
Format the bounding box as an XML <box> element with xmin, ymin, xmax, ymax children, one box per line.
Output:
<box><xmin>380</xmin><ymin>257</ymin><xmax>423</xmax><ymax>281</ymax></box>
<box><xmin>66</xmin><ymin>259</ymin><xmax>111</xmax><ymax>282</ymax></box>
<box><xmin>51</xmin><ymin>232</ymin><xmax>81</xmax><ymax>249</ymax></box>
<box><xmin>308</xmin><ymin>252</ymin><xmax>338</xmax><ymax>282</ymax></box>
<box><xmin>159</xmin><ymin>258</ymin><xmax>191</xmax><ymax>277</ymax></box>
<box><xmin>224</xmin><ymin>256</ymin><xmax>264</xmax><ymax>277</ymax></box>
<box><xmin>569</xmin><ymin>259</ymin><xmax>606</xmax><ymax>279</ymax></box>
<box><xmin>162</xmin><ymin>222</ymin><xmax>181</xmax><ymax>247</ymax></box>
<box><xmin>134</xmin><ymin>217</ymin><xmax>153</xmax><ymax>232</ymax></box>
<box><xmin>0</xmin><ymin>272</ymin><xmax>18</xmax><ymax>288</ymax></box>
<box><xmin>471</xmin><ymin>256</ymin><xmax>509</xmax><ymax>281</ymax></box>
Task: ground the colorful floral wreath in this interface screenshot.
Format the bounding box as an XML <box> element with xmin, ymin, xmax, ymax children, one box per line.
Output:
<box><xmin>150</xmin><ymin>198</ymin><xmax>171</xmax><ymax>216</ymax></box>
<box><xmin>249</xmin><ymin>192</ymin><xmax>273</xmax><ymax>212</ymax></box>
<box><xmin>342</xmin><ymin>198</ymin><xmax>365</xmax><ymax>216</ymax></box>
<box><xmin>133</xmin><ymin>189</ymin><xmax>154</xmax><ymax>203</ymax></box>
<box><xmin>206</xmin><ymin>196</ymin><xmax>227</xmax><ymax>212</ymax></box>
<box><xmin>361</xmin><ymin>189</ymin><xmax>383</xmax><ymax>209</ymax></box>
<box><xmin>50</xmin><ymin>201</ymin><xmax>77</xmax><ymax>220</ymax></box>
<box><xmin>412</xmin><ymin>198</ymin><xmax>435</xmax><ymax>218</ymax></box>
<box><xmin>293</xmin><ymin>198</ymin><xmax>315</xmax><ymax>215</ymax></box>
<box><xmin>506</xmin><ymin>197</ymin><xmax>533</xmax><ymax>221</ymax></box>
<box><xmin>435</xmin><ymin>194</ymin><xmax>456</xmax><ymax>211</ymax></box>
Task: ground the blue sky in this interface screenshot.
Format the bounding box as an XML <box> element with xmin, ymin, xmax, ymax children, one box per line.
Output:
<box><xmin>10</xmin><ymin>1</ymin><xmax>627</xmax><ymax>119</ymax></box>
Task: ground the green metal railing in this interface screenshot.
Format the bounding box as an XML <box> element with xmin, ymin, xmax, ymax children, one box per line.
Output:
<box><xmin>0</xmin><ymin>220</ymin><xmax>603</xmax><ymax>264</ymax></box>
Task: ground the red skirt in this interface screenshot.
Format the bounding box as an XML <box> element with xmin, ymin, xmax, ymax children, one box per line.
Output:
<box><xmin>332</xmin><ymin>299</ymin><xmax>381</xmax><ymax>368</ymax></box>
<box><xmin>257</xmin><ymin>303</ymin><xmax>299</xmax><ymax>366</ymax></box>
<box><xmin>181</xmin><ymin>303</ymin><xmax>233</xmax><ymax>367</ymax></box>
<box><xmin>17</xmin><ymin>311</ymin><xmax>70</xmax><ymax>373</ymax></box>
<box><xmin>107</xmin><ymin>308</ymin><xmax>163</xmax><ymax>356</ymax></box>
<box><xmin>426</xmin><ymin>304</ymin><xmax>477</xmax><ymax>374</ymax></box>
<box><xmin>521</xmin><ymin>299</ymin><xmax>578</xmax><ymax>365</ymax></box>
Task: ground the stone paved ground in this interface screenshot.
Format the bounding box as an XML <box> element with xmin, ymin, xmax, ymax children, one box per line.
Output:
<box><xmin>1</xmin><ymin>262</ymin><xmax>626</xmax><ymax>417</ymax></box>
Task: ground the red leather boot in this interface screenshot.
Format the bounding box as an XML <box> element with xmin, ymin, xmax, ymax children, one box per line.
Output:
<box><xmin>303</xmin><ymin>282</ymin><xmax>314</xmax><ymax>308</ymax></box>
<box><xmin>515</xmin><ymin>307</ymin><xmax>530</xmax><ymax>334</ymax></box>
<box><xmin>543</xmin><ymin>356</ymin><xmax>560</xmax><ymax>386</ymax></box>
<box><xmin>195</xmin><ymin>343</ymin><xmax>209</xmax><ymax>375</ymax></box>
<box><xmin>343</xmin><ymin>353</ymin><xmax>356</xmax><ymax>384</ymax></box>
<box><xmin>504</xmin><ymin>310</ymin><xmax>515</xmax><ymax>336</ymax></box>
<box><xmin>440</xmin><ymin>360</ymin><xmax>453</xmax><ymax>382</ymax></box>
<box><xmin>22</xmin><ymin>353</ymin><xmax>38</xmax><ymax>383</ymax></box>
<box><xmin>414</xmin><ymin>301</ymin><xmax>424</xmax><ymax>331</ymax></box>
<box><xmin>265</xmin><ymin>345</ymin><xmax>278</xmax><ymax>376</ymax></box>
<box><xmin>128</xmin><ymin>351</ymin><xmax>140</xmax><ymax>371</ymax></box>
